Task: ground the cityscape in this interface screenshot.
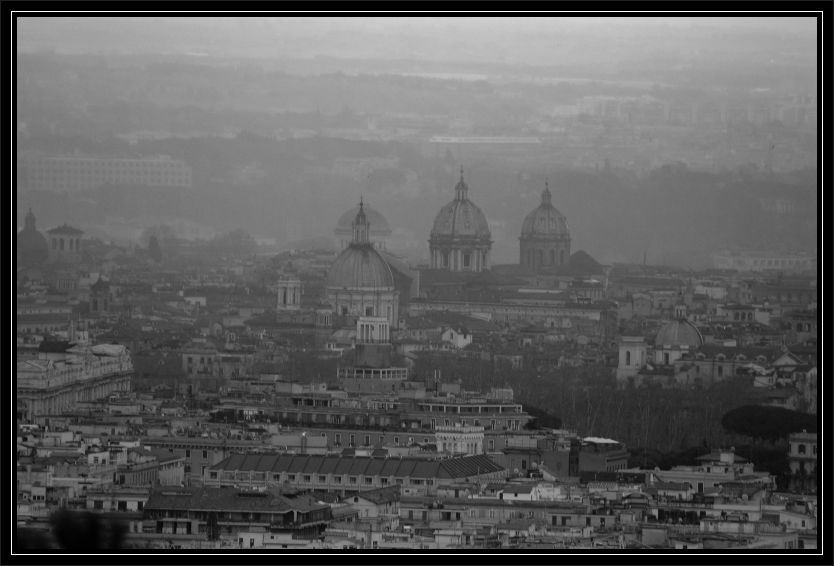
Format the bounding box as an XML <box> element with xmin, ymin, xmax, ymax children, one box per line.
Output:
<box><xmin>12</xmin><ymin>13</ymin><xmax>821</xmax><ymax>557</ymax></box>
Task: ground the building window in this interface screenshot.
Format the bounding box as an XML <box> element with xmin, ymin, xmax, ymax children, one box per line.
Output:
<box><xmin>303</xmin><ymin>475</ymin><xmax>311</xmax><ymax>483</ymax></box>
<box><xmin>319</xmin><ymin>475</ymin><xmax>326</xmax><ymax>483</ymax></box>
<box><xmin>798</xmin><ymin>444</ymin><xmax>806</xmax><ymax>455</ymax></box>
<box><xmin>202</xmin><ymin>450</ymin><xmax>208</xmax><ymax>460</ymax></box>
<box><xmin>625</xmin><ymin>351</ymin><xmax>631</xmax><ymax>366</ymax></box>
<box><xmin>463</xmin><ymin>253</ymin><xmax>471</xmax><ymax>268</ymax></box>
<box><xmin>349</xmin><ymin>477</ymin><xmax>357</xmax><ymax>484</ymax></box>
<box><xmin>185</xmin><ymin>450</ymin><xmax>191</xmax><ymax>458</ymax></box>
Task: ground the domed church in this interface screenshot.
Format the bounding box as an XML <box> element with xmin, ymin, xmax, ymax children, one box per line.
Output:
<box><xmin>334</xmin><ymin>201</ymin><xmax>391</xmax><ymax>251</ymax></box>
<box><xmin>429</xmin><ymin>168</ymin><xmax>492</xmax><ymax>272</ymax></box>
<box><xmin>326</xmin><ymin>199</ymin><xmax>399</xmax><ymax>329</ymax></box>
<box><xmin>17</xmin><ymin>209</ymin><xmax>49</xmax><ymax>268</ymax></box>
<box><xmin>519</xmin><ymin>181</ymin><xmax>571</xmax><ymax>271</ymax></box>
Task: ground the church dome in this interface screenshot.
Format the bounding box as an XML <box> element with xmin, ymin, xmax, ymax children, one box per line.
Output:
<box><xmin>327</xmin><ymin>200</ymin><xmax>394</xmax><ymax>289</ymax></box>
<box><xmin>521</xmin><ymin>182</ymin><xmax>570</xmax><ymax>238</ymax></box>
<box><xmin>327</xmin><ymin>246</ymin><xmax>394</xmax><ymax>289</ymax></box>
<box><xmin>334</xmin><ymin>202</ymin><xmax>392</xmax><ymax>240</ymax></box>
<box><xmin>430</xmin><ymin>170</ymin><xmax>491</xmax><ymax>240</ymax></box>
<box><xmin>17</xmin><ymin>209</ymin><xmax>49</xmax><ymax>267</ymax></box>
<box><xmin>655</xmin><ymin>318</ymin><xmax>704</xmax><ymax>348</ymax></box>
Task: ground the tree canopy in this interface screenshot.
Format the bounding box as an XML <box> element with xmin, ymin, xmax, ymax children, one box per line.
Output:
<box><xmin>721</xmin><ymin>404</ymin><xmax>817</xmax><ymax>442</ymax></box>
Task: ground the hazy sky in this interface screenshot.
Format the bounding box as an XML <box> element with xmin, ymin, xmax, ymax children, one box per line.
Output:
<box><xmin>16</xmin><ymin>15</ymin><xmax>817</xmax><ymax>65</ymax></box>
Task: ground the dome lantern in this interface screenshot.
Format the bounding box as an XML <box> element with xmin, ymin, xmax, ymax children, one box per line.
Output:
<box><xmin>455</xmin><ymin>167</ymin><xmax>468</xmax><ymax>201</ymax></box>
<box><xmin>541</xmin><ymin>179</ymin><xmax>552</xmax><ymax>206</ymax></box>
<box><xmin>352</xmin><ymin>197</ymin><xmax>371</xmax><ymax>245</ymax></box>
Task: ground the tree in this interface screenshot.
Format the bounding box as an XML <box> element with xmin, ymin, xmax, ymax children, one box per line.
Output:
<box><xmin>49</xmin><ymin>509</ymin><xmax>126</xmax><ymax>550</ymax></box>
<box><xmin>721</xmin><ymin>405</ymin><xmax>817</xmax><ymax>442</ymax></box>
<box><xmin>148</xmin><ymin>235</ymin><xmax>163</xmax><ymax>263</ymax></box>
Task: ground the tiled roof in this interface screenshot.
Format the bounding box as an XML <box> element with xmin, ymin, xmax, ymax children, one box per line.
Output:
<box><xmin>654</xmin><ymin>481</ymin><xmax>691</xmax><ymax>491</ymax></box>
<box><xmin>353</xmin><ymin>485</ymin><xmax>400</xmax><ymax>505</ymax></box>
<box><xmin>210</xmin><ymin>453</ymin><xmax>504</xmax><ymax>480</ymax></box>
<box><xmin>144</xmin><ymin>486</ymin><xmax>328</xmax><ymax>514</ymax></box>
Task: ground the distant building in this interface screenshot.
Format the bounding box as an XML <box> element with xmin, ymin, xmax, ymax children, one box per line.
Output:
<box><xmin>16</xmin><ymin>209</ymin><xmax>49</xmax><ymax>268</ymax></box>
<box><xmin>276</xmin><ymin>278</ymin><xmax>302</xmax><ymax>311</ymax></box>
<box><xmin>787</xmin><ymin>432</ymin><xmax>817</xmax><ymax>493</ymax></box>
<box><xmin>519</xmin><ymin>181</ymin><xmax>571</xmax><ymax>271</ymax></box>
<box><xmin>46</xmin><ymin>224</ymin><xmax>84</xmax><ymax>263</ymax></box>
<box><xmin>326</xmin><ymin>199</ymin><xmax>399</xmax><ymax>329</ymax></box>
<box><xmin>334</xmin><ymin>202</ymin><xmax>391</xmax><ymax>251</ymax></box>
<box><xmin>143</xmin><ymin>486</ymin><xmax>331</xmax><ymax>541</ymax></box>
<box><xmin>653</xmin><ymin>315</ymin><xmax>704</xmax><ymax>366</ymax></box>
<box><xmin>429</xmin><ymin>169</ymin><xmax>492</xmax><ymax>272</ymax></box>
<box><xmin>204</xmin><ymin>453</ymin><xmax>506</xmax><ymax>497</ymax></box>
<box><xmin>337</xmin><ymin>316</ymin><xmax>409</xmax><ymax>395</ymax></box>
<box><xmin>435</xmin><ymin>423</ymin><xmax>485</xmax><ymax>456</ymax></box>
<box><xmin>18</xmin><ymin>153</ymin><xmax>192</xmax><ymax>192</ymax></box>
<box><xmin>578</xmin><ymin>437</ymin><xmax>629</xmax><ymax>473</ymax></box>
<box><xmin>16</xmin><ymin>343</ymin><xmax>133</xmax><ymax>421</ymax></box>
<box><xmin>712</xmin><ymin>250</ymin><xmax>816</xmax><ymax>273</ymax></box>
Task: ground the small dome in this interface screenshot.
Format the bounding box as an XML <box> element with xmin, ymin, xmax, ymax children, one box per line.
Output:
<box><xmin>334</xmin><ymin>203</ymin><xmax>392</xmax><ymax>239</ymax></box>
<box><xmin>327</xmin><ymin>246</ymin><xmax>394</xmax><ymax>289</ymax></box>
<box><xmin>521</xmin><ymin>182</ymin><xmax>570</xmax><ymax>238</ymax></box>
<box><xmin>17</xmin><ymin>209</ymin><xmax>49</xmax><ymax>267</ymax></box>
<box><xmin>430</xmin><ymin>171</ymin><xmax>491</xmax><ymax>240</ymax></box>
<box><xmin>655</xmin><ymin>319</ymin><xmax>704</xmax><ymax>348</ymax></box>
<box><xmin>91</xmin><ymin>275</ymin><xmax>110</xmax><ymax>292</ymax></box>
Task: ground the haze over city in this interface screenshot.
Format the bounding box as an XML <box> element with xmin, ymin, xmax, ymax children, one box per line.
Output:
<box><xmin>14</xmin><ymin>12</ymin><xmax>821</xmax><ymax>557</ymax></box>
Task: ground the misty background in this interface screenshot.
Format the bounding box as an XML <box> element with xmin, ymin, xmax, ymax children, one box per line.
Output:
<box><xmin>15</xmin><ymin>16</ymin><xmax>818</xmax><ymax>267</ymax></box>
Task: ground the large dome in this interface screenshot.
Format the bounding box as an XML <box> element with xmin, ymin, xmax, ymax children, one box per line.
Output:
<box><xmin>327</xmin><ymin>246</ymin><xmax>394</xmax><ymax>289</ymax></box>
<box><xmin>17</xmin><ymin>209</ymin><xmax>49</xmax><ymax>267</ymax></box>
<box><xmin>655</xmin><ymin>319</ymin><xmax>704</xmax><ymax>348</ymax></box>
<box><xmin>430</xmin><ymin>174</ymin><xmax>491</xmax><ymax>240</ymax></box>
<box><xmin>521</xmin><ymin>184</ymin><xmax>569</xmax><ymax>237</ymax></box>
<box><xmin>327</xmin><ymin>200</ymin><xmax>394</xmax><ymax>289</ymax></box>
<box><xmin>335</xmin><ymin>203</ymin><xmax>392</xmax><ymax>239</ymax></box>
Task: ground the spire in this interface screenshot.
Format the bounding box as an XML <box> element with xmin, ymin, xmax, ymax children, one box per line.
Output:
<box><xmin>24</xmin><ymin>208</ymin><xmax>36</xmax><ymax>231</ymax></box>
<box><xmin>352</xmin><ymin>197</ymin><xmax>371</xmax><ymax>245</ymax></box>
<box><xmin>455</xmin><ymin>166</ymin><xmax>468</xmax><ymax>201</ymax></box>
<box><xmin>541</xmin><ymin>179</ymin><xmax>552</xmax><ymax>206</ymax></box>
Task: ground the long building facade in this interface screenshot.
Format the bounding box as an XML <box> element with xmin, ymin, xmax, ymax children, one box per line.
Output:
<box><xmin>17</xmin><ymin>344</ymin><xmax>133</xmax><ymax>421</ymax></box>
<box><xmin>18</xmin><ymin>153</ymin><xmax>193</xmax><ymax>191</ymax></box>
<box><xmin>204</xmin><ymin>453</ymin><xmax>507</xmax><ymax>497</ymax></box>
